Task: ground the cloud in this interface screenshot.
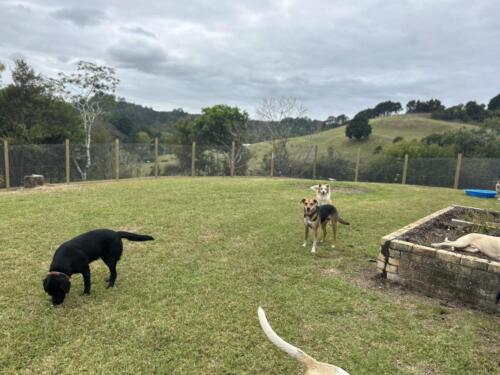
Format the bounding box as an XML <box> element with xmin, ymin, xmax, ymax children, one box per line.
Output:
<box><xmin>51</xmin><ymin>7</ymin><xmax>108</xmax><ymax>27</ymax></box>
<box><xmin>0</xmin><ymin>0</ymin><xmax>499</xmax><ymax>118</ymax></box>
<box><xmin>119</xmin><ymin>26</ymin><xmax>157</xmax><ymax>39</ymax></box>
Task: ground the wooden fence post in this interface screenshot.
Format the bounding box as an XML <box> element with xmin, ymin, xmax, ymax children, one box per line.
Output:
<box><xmin>402</xmin><ymin>154</ymin><xmax>409</xmax><ymax>184</ymax></box>
<box><xmin>65</xmin><ymin>139</ymin><xmax>70</xmax><ymax>184</ymax></box>
<box><xmin>154</xmin><ymin>137</ymin><xmax>159</xmax><ymax>178</ymax></box>
<box><xmin>453</xmin><ymin>153</ymin><xmax>463</xmax><ymax>189</ymax></box>
<box><xmin>191</xmin><ymin>141</ymin><xmax>196</xmax><ymax>177</ymax></box>
<box><xmin>115</xmin><ymin>139</ymin><xmax>120</xmax><ymax>180</ymax></box>
<box><xmin>312</xmin><ymin>144</ymin><xmax>318</xmax><ymax>179</ymax></box>
<box><xmin>3</xmin><ymin>140</ymin><xmax>10</xmax><ymax>189</ymax></box>
<box><xmin>270</xmin><ymin>141</ymin><xmax>276</xmax><ymax>177</ymax></box>
<box><xmin>230</xmin><ymin>141</ymin><xmax>235</xmax><ymax>177</ymax></box>
<box><xmin>354</xmin><ymin>147</ymin><xmax>361</xmax><ymax>182</ymax></box>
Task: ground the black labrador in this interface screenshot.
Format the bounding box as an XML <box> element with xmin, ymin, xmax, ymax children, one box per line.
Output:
<box><xmin>43</xmin><ymin>229</ymin><xmax>154</xmax><ymax>305</ymax></box>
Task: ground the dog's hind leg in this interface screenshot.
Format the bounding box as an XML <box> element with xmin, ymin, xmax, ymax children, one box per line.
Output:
<box><xmin>330</xmin><ymin>220</ymin><xmax>337</xmax><ymax>248</ymax></box>
<box><xmin>321</xmin><ymin>221</ymin><xmax>327</xmax><ymax>242</ymax></box>
<box><xmin>103</xmin><ymin>257</ymin><xmax>118</xmax><ymax>288</ymax></box>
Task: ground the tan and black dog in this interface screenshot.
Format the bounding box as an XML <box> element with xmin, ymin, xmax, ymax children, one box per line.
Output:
<box><xmin>301</xmin><ymin>198</ymin><xmax>349</xmax><ymax>254</ymax></box>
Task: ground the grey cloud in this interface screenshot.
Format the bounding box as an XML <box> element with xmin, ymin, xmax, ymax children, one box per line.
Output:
<box><xmin>107</xmin><ymin>40</ymin><xmax>167</xmax><ymax>73</ymax></box>
<box><xmin>52</xmin><ymin>7</ymin><xmax>108</xmax><ymax>27</ymax></box>
<box><xmin>120</xmin><ymin>26</ymin><xmax>157</xmax><ymax>39</ymax></box>
<box><xmin>0</xmin><ymin>0</ymin><xmax>499</xmax><ymax>118</ymax></box>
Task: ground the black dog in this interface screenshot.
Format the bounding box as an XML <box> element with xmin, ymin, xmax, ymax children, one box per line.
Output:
<box><xmin>43</xmin><ymin>229</ymin><xmax>154</xmax><ymax>305</ymax></box>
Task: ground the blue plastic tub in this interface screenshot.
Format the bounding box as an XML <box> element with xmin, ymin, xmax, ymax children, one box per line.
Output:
<box><xmin>464</xmin><ymin>189</ymin><xmax>497</xmax><ymax>198</ymax></box>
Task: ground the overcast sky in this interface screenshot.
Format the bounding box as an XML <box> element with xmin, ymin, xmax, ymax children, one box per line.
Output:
<box><xmin>1</xmin><ymin>0</ymin><xmax>499</xmax><ymax>119</ymax></box>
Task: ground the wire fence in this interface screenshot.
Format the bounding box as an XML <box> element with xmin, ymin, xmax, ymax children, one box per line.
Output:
<box><xmin>1</xmin><ymin>140</ymin><xmax>499</xmax><ymax>190</ymax></box>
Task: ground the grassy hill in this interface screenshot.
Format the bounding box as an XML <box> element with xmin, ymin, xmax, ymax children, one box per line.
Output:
<box><xmin>247</xmin><ymin>114</ymin><xmax>478</xmax><ymax>173</ymax></box>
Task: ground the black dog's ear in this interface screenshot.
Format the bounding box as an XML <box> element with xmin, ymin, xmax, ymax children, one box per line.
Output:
<box><xmin>42</xmin><ymin>276</ymin><xmax>49</xmax><ymax>292</ymax></box>
<box><xmin>313</xmin><ymin>199</ymin><xmax>318</xmax><ymax>205</ymax></box>
<box><xmin>300</xmin><ymin>198</ymin><xmax>306</xmax><ymax>204</ymax></box>
<box><xmin>62</xmin><ymin>279</ymin><xmax>71</xmax><ymax>294</ymax></box>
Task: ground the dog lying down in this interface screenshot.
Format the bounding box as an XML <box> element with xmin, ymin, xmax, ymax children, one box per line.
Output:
<box><xmin>432</xmin><ymin>233</ymin><xmax>500</xmax><ymax>261</ymax></box>
<box><xmin>258</xmin><ymin>307</ymin><xmax>350</xmax><ymax>375</ymax></box>
<box><xmin>43</xmin><ymin>229</ymin><xmax>154</xmax><ymax>305</ymax></box>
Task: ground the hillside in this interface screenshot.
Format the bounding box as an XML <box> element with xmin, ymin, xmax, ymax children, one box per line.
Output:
<box><xmin>247</xmin><ymin>114</ymin><xmax>478</xmax><ymax>172</ymax></box>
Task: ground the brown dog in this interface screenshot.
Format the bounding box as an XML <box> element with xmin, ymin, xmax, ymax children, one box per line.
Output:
<box><xmin>301</xmin><ymin>198</ymin><xmax>349</xmax><ymax>254</ymax></box>
<box><xmin>258</xmin><ymin>307</ymin><xmax>350</xmax><ymax>375</ymax></box>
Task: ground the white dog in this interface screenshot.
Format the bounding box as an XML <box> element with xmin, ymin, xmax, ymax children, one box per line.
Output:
<box><xmin>258</xmin><ymin>307</ymin><xmax>350</xmax><ymax>375</ymax></box>
<box><xmin>432</xmin><ymin>233</ymin><xmax>500</xmax><ymax>261</ymax></box>
<box><xmin>496</xmin><ymin>180</ymin><xmax>500</xmax><ymax>200</ymax></box>
<box><xmin>310</xmin><ymin>183</ymin><xmax>332</xmax><ymax>206</ymax></box>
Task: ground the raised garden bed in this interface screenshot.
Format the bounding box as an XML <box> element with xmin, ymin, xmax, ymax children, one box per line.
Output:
<box><xmin>377</xmin><ymin>205</ymin><xmax>500</xmax><ymax>313</ymax></box>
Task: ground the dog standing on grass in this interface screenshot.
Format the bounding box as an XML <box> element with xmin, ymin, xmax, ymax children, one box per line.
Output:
<box><xmin>310</xmin><ymin>184</ymin><xmax>332</xmax><ymax>206</ymax></box>
<box><xmin>258</xmin><ymin>307</ymin><xmax>350</xmax><ymax>375</ymax></box>
<box><xmin>43</xmin><ymin>229</ymin><xmax>154</xmax><ymax>305</ymax></box>
<box><xmin>496</xmin><ymin>180</ymin><xmax>500</xmax><ymax>200</ymax></box>
<box><xmin>301</xmin><ymin>198</ymin><xmax>349</xmax><ymax>254</ymax></box>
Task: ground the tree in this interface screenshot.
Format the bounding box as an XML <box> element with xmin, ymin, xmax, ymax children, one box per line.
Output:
<box><xmin>465</xmin><ymin>101</ymin><xmax>488</xmax><ymax>122</ymax></box>
<box><xmin>57</xmin><ymin>61</ymin><xmax>119</xmax><ymax>180</ymax></box>
<box><xmin>256</xmin><ymin>97</ymin><xmax>307</xmax><ymax>175</ymax></box>
<box><xmin>172</xmin><ymin>105</ymin><xmax>250</xmax><ymax>175</ymax></box>
<box><xmin>406</xmin><ymin>99</ymin><xmax>444</xmax><ymax>113</ymax></box>
<box><xmin>256</xmin><ymin>97</ymin><xmax>307</xmax><ymax>143</ymax></box>
<box><xmin>373</xmin><ymin>101</ymin><xmax>402</xmax><ymax>116</ymax></box>
<box><xmin>345</xmin><ymin>115</ymin><xmax>372</xmax><ymax>140</ymax></box>
<box><xmin>0</xmin><ymin>62</ymin><xmax>5</xmax><ymax>86</ymax></box>
<box><xmin>0</xmin><ymin>59</ymin><xmax>82</xmax><ymax>143</ymax></box>
<box><xmin>487</xmin><ymin>93</ymin><xmax>500</xmax><ymax>112</ymax></box>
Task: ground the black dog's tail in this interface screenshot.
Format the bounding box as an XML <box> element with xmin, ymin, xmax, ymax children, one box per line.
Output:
<box><xmin>338</xmin><ymin>217</ymin><xmax>350</xmax><ymax>225</ymax></box>
<box><xmin>117</xmin><ymin>231</ymin><xmax>154</xmax><ymax>241</ymax></box>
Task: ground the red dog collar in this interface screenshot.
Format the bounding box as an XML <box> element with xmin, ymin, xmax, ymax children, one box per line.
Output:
<box><xmin>48</xmin><ymin>271</ymin><xmax>71</xmax><ymax>280</ymax></box>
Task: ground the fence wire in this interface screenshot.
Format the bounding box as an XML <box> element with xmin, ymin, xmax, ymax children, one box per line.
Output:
<box><xmin>460</xmin><ymin>158</ymin><xmax>500</xmax><ymax>189</ymax></box>
<box><xmin>120</xmin><ymin>143</ymin><xmax>155</xmax><ymax>179</ymax></box>
<box><xmin>407</xmin><ymin>158</ymin><xmax>456</xmax><ymax>187</ymax></box>
<box><xmin>9</xmin><ymin>144</ymin><xmax>65</xmax><ymax>187</ymax></box>
<box><xmin>1</xmin><ymin>141</ymin><xmax>499</xmax><ymax>191</ymax></box>
<box><xmin>71</xmin><ymin>143</ymin><xmax>115</xmax><ymax>182</ymax></box>
<box><xmin>0</xmin><ymin>143</ymin><xmax>4</xmax><ymax>189</ymax></box>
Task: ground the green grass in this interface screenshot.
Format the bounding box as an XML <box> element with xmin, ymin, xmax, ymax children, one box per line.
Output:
<box><xmin>0</xmin><ymin>178</ymin><xmax>498</xmax><ymax>374</ymax></box>
<box><xmin>247</xmin><ymin>114</ymin><xmax>478</xmax><ymax>173</ymax></box>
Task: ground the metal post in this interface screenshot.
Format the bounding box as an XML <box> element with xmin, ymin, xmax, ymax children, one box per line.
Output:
<box><xmin>65</xmin><ymin>139</ymin><xmax>70</xmax><ymax>184</ymax></box>
<box><xmin>453</xmin><ymin>153</ymin><xmax>463</xmax><ymax>189</ymax></box>
<box><xmin>270</xmin><ymin>141</ymin><xmax>276</xmax><ymax>177</ymax></box>
<box><xmin>154</xmin><ymin>137</ymin><xmax>159</xmax><ymax>178</ymax></box>
<box><xmin>402</xmin><ymin>154</ymin><xmax>409</xmax><ymax>184</ymax></box>
<box><xmin>3</xmin><ymin>140</ymin><xmax>10</xmax><ymax>189</ymax></box>
<box><xmin>354</xmin><ymin>147</ymin><xmax>361</xmax><ymax>182</ymax></box>
<box><xmin>191</xmin><ymin>141</ymin><xmax>196</xmax><ymax>177</ymax></box>
<box><xmin>312</xmin><ymin>144</ymin><xmax>318</xmax><ymax>179</ymax></box>
<box><xmin>230</xmin><ymin>141</ymin><xmax>235</xmax><ymax>177</ymax></box>
<box><xmin>115</xmin><ymin>139</ymin><xmax>120</xmax><ymax>180</ymax></box>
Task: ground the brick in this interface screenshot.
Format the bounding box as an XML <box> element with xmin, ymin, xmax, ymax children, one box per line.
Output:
<box><xmin>410</xmin><ymin>253</ymin><xmax>423</xmax><ymax>264</ymax></box>
<box><xmin>389</xmin><ymin>249</ymin><xmax>401</xmax><ymax>259</ymax></box>
<box><xmin>470</xmin><ymin>269</ymin><xmax>500</xmax><ymax>289</ymax></box>
<box><xmin>460</xmin><ymin>255</ymin><xmax>489</xmax><ymax>271</ymax></box>
<box><xmin>376</xmin><ymin>260</ymin><xmax>386</xmax><ymax>271</ymax></box>
<box><xmin>377</xmin><ymin>254</ymin><xmax>386</xmax><ymax>263</ymax></box>
<box><xmin>386</xmin><ymin>272</ymin><xmax>401</xmax><ymax>283</ymax></box>
<box><xmin>487</xmin><ymin>261</ymin><xmax>500</xmax><ymax>274</ymax></box>
<box><xmin>388</xmin><ymin>257</ymin><xmax>400</xmax><ymax>266</ymax></box>
<box><xmin>391</xmin><ymin>240</ymin><xmax>413</xmax><ymax>253</ymax></box>
<box><xmin>413</xmin><ymin>244</ymin><xmax>436</xmax><ymax>258</ymax></box>
<box><xmin>436</xmin><ymin>249</ymin><xmax>462</xmax><ymax>264</ymax></box>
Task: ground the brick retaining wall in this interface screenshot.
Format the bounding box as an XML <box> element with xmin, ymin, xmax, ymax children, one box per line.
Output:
<box><xmin>378</xmin><ymin>205</ymin><xmax>500</xmax><ymax>313</ymax></box>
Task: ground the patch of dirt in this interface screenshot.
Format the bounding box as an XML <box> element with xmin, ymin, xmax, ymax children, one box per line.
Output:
<box><xmin>399</xmin><ymin>206</ymin><xmax>500</xmax><ymax>260</ymax></box>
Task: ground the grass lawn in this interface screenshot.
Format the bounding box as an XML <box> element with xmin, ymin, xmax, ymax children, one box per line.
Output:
<box><xmin>0</xmin><ymin>178</ymin><xmax>499</xmax><ymax>374</ymax></box>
